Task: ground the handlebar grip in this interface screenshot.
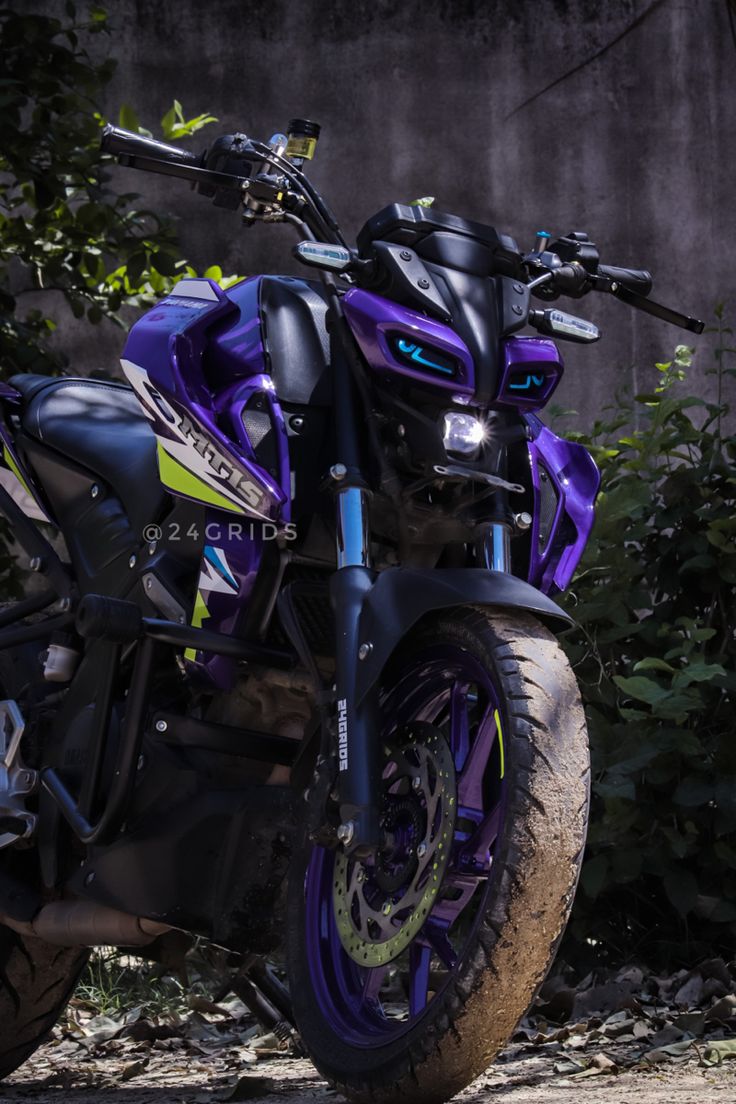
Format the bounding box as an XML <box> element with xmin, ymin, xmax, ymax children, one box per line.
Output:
<box><xmin>597</xmin><ymin>264</ymin><xmax>652</xmax><ymax>296</ymax></box>
<box><xmin>100</xmin><ymin>124</ymin><xmax>200</xmax><ymax>167</ymax></box>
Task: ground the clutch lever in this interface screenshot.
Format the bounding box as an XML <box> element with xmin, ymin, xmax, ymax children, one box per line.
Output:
<box><xmin>590</xmin><ymin>274</ymin><xmax>704</xmax><ymax>334</ymax></box>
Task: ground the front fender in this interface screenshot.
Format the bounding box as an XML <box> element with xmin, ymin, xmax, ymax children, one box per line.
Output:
<box><xmin>355</xmin><ymin>567</ymin><xmax>572</xmax><ymax>704</ymax></box>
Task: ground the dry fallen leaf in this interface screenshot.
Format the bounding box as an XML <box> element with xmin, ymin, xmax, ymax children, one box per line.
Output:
<box><xmin>706</xmin><ymin>995</ymin><xmax>736</xmax><ymax>1023</ymax></box>
<box><xmin>643</xmin><ymin>1038</ymin><xmax>695</xmax><ymax>1065</ymax></box>
<box><xmin>701</xmin><ymin>1039</ymin><xmax>736</xmax><ymax>1066</ymax></box>
<box><xmin>570</xmin><ymin>1052</ymin><xmax>618</xmax><ymax>1079</ymax></box>
<box><xmin>118</xmin><ymin>1057</ymin><xmax>149</xmax><ymax>1082</ymax></box>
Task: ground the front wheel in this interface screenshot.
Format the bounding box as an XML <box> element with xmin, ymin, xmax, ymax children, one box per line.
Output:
<box><xmin>287</xmin><ymin>607</ymin><xmax>590</xmax><ymax>1104</ymax></box>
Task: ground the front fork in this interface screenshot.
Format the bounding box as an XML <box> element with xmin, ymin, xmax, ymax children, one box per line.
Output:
<box><xmin>327</xmin><ymin>288</ymin><xmax>382</xmax><ymax>855</ymax></box>
<box><xmin>330</xmin><ymin>494</ymin><xmax>513</xmax><ymax>858</ymax></box>
<box><xmin>327</xmin><ymin>296</ymin><xmax>515</xmax><ymax>856</ymax></box>
<box><xmin>330</xmin><ymin>485</ymin><xmax>381</xmax><ymax>854</ymax></box>
<box><xmin>483</xmin><ymin>522</ymin><xmax>512</xmax><ymax>573</ymax></box>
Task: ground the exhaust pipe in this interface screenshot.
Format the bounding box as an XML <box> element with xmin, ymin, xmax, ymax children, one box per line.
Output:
<box><xmin>1</xmin><ymin>900</ymin><xmax>171</xmax><ymax>946</ymax></box>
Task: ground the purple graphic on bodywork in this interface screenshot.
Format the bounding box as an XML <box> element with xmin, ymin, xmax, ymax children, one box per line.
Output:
<box><xmin>184</xmin><ymin>513</ymin><xmax>263</xmax><ymax>689</ymax></box>
<box><xmin>124</xmin><ymin>277</ymin><xmax>291</xmax><ymax>685</ymax></box>
<box><xmin>213</xmin><ymin>373</ymin><xmax>291</xmax><ymax>520</ymax></box>
<box><xmin>124</xmin><ymin>277</ymin><xmax>286</xmax><ymax>522</ymax></box>
<box><xmin>493</xmin><ymin>337</ymin><xmax>564</xmax><ymax>411</ymax></box>
<box><xmin>343</xmin><ymin>288</ymin><xmax>475</xmax><ymax>396</ymax></box>
<box><xmin>206</xmin><ymin>276</ymin><xmax>267</xmax><ymax>384</ymax></box>
<box><xmin>0</xmin><ymin>382</ymin><xmax>21</xmax><ymax>403</ymax></box>
<box><xmin>524</xmin><ymin>414</ymin><xmax>600</xmax><ymax>593</ymax></box>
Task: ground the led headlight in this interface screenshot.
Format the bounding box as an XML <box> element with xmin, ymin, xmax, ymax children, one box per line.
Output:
<box><xmin>441</xmin><ymin>411</ymin><xmax>486</xmax><ymax>456</ymax></box>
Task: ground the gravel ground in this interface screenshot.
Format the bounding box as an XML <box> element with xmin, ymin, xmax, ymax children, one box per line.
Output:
<box><xmin>3</xmin><ymin>1037</ymin><xmax>736</xmax><ymax>1103</ymax></box>
<box><xmin>6</xmin><ymin>958</ymin><xmax>736</xmax><ymax>1103</ymax></box>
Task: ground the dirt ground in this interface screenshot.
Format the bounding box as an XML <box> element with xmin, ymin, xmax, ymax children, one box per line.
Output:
<box><xmin>6</xmin><ymin>957</ymin><xmax>736</xmax><ymax>1103</ymax></box>
<box><xmin>3</xmin><ymin>1033</ymin><xmax>736</xmax><ymax>1103</ymax></box>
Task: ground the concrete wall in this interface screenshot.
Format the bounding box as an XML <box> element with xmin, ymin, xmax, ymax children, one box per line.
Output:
<box><xmin>16</xmin><ymin>0</ymin><xmax>736</xmax><ymax>425</ymax></box>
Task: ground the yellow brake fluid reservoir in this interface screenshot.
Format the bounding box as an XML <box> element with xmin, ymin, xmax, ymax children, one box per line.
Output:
<box><xmin>286</xmin><ymin>118</ymin><xmax>321</xmax><ymax>164</ymax></box>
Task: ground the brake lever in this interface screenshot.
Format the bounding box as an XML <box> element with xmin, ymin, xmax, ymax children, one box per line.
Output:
<box><xmin>113</xmin><ymin>152</ymin><xmax>282</xmax><ymax>208</ymax></box>
<box><xmin>590</xmin><ymin>275</ymin><xmax>704</xmax><ymax>334</ymax></box>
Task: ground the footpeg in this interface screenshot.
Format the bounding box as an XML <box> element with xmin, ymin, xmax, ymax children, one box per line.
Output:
<box><xmin>0</xmin><ymin>701</ymin><xmax>38</xmax><ymax>849</ymax></box>
<box><xmin>0</xmin><ymin>815</ymin><xmax>32</xmax><ymax>838</ymax></box>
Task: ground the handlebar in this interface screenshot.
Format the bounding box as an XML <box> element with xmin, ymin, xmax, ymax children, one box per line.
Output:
<box><xmin>530</xmin><ymin>258</ymin><xmax>703</xmax><ymax>333</ymax></box>
<box><xmin>99</xmin><ymin>121</ymin><xmax>703</xmax><ymax>335</ymax></box>
<box><xmin>101</xmin><ymin>124</ymin><xmax>201</xmax><ymax>167</ymax></box>
<box><xmin>596</xmin><ymin>264</ymin><xmax>652</xmax><ymax>296</ymax></box>
<box><xmin>99</xmin><ymin>119</ymin><xmax>345</xmax><ymax>244</ymax></box>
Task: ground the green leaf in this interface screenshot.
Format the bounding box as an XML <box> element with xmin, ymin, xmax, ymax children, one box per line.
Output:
<box><xmin>613</xmin><ymin>675</ymin><xmax>669</xmax><ymax>706</ymax></box>
<box><xmin>664</xmin><ymin>869</ymin><xmax>699</xmax><ymax>915</ymax></box>
<box><xmin>674</xmin><ymin>661</ymin><xmax>728</xmax><ymax>687</ymax></box>
<box><xmin>124</xmin><ymin>252</ymin><xmax>147</xmax><ymax>288</ymax></box>
<box><xmin>581</xmin><ymin>854</ymin><xmax>609</xmax><ymax>899</ymax></box>
<box><xmin>150</xmin><ymin>250</ymin><xmax>178</xmax><ymax>277</ymax></box>
<box><xmin>633</xmin><ymin>657</ymin><xmax>676</xmax><ymax>674</ymax></box>
<box><xmin>673</xmin><ymin>777</ymin><xmax>714</xmax><ymax>806</ymax></box>
<box><xmin>160</xmin><ymin>104</ymin><xmax>178</xmax><ymax>138</ymax></box>
<box><xmin>118</xmin><ymin>103</ymin><xmax>140</xmax><ymax>132</ymax></box>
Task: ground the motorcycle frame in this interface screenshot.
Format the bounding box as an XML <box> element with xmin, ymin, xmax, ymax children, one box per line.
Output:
<box><xmin>0</xmin><ymin>221</ymin><xmax>592</xmax><ymax>862</ymax></box>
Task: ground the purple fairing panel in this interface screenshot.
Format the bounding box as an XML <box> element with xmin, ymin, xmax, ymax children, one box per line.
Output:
<box><xmin>123</xmin><ymin>276</ymin><xmax>287</xmax><ymax>521</ymax></box>
<box><xmin>492</xmin><ymin>337</ymin><xmax>564</xmax><ymax>411</ymax></box>
<box><xmin>342</xmin><ymin>288</ymin><xmax>475</xmax><ymax>397</ymax></box>
<box><xmin>524</xmin><ymin>414</ymin><xmax>600</xmax><ymax>593</ymax></box>
<box><xmin>0</xmin><ymin>382</ymin><xmax>21</xmax><ymax>402</ymax></box>
<box><xmin>183</xmin><ymin>510</ymin><xmax>264</xmax><ymax>690</ymax></box>
<box><xmin>205</xmin><ymin>276</ymin><xmax>268</xmax><ymax>385</ymax></box>
<box><xmin>213</xmin><ymin>374</ymin><xmax>291</xmax><ymax>521</ymax></box>
<box><xmin>123</xmin><ymin>276</ymin><xmax>289</xmax><ymax>686</ymax></box>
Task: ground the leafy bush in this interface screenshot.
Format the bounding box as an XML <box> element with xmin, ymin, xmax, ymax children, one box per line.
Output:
<box><xmin>561</xmin><ymin>312</ymin><xmax>736</xmax><ymax>968</ymax></box>
<box><xmin>0</xmin><ymin>4</ymin><xmax>233</xmax><ymax>597</ymax></box>
<box><xmin>0</xmin><ymin>3</ymin><xmax>220</xmax><ymax>379</ymax></box>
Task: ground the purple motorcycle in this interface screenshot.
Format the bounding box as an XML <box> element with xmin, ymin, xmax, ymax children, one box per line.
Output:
<box><xmin>0</xmin><ymin>119</ymin><xmax>703</xmax><ymax>1101</ymax></box>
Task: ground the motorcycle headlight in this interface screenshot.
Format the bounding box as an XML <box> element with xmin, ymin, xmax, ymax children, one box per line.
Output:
<box><xmin>441</xmin><ymin>411</ymin><xmax>486</xmax><ymax>456</ymax></box>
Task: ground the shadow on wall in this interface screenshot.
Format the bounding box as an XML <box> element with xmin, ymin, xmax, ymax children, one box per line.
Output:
<box><xmin>15</xmin><ymin>0</ymin><xmax>736</xmax><ymax>423</ymax></box>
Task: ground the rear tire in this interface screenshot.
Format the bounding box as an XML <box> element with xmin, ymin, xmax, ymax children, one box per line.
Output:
<box><xmin>0</xmin><ymin>645</ymin><xmax>89</xmax><ymax>1080</ymax></box>
<box><xmin>287</xmin><ymin>608</ymin><xmax>590</xmax><ymax>1104</ymax></box>
<box><xmin>0</xmin><ymin>924</ymin><xmax>88</xmax><ymax>1080</ymax></box>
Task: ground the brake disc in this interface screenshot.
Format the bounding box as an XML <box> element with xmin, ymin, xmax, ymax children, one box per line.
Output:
<box><xmin>333</xmin><ymin>724</ymin><xmax>456</xmax><ymax>967</ymax></box>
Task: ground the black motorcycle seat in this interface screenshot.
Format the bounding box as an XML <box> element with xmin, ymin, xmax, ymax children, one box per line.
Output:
<box><xmin>11</xmin><ymin>375</ymin><xmax>167</xmax><ymax>529</ymax></box>
<box><xmin>8</xmin><ymin>373</ymin><xmax>59</xmax><ymax>403</ymax></box>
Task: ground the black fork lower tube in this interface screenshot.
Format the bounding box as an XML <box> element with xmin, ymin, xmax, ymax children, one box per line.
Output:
<box><xmin>327</xmin><ymin>299</ymin><xmax>381</xmax><ymax>854</ymax></box>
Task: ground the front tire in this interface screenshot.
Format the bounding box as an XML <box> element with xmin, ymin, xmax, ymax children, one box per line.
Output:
<box><xmin>287</xmin><ymin>608</ymin><xmax>590</xmax><ymax>1104</ymax></box>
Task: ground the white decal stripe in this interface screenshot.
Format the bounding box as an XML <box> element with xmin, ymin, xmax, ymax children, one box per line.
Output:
<box><xmin>198</xmin><ymin>557</ymin><xmax>239</xmax><ymax>596</ymax></box>
<box><xmin>169</xmin><ymin>278</ymin><xmax>220</xmax><ymax>301</ymax></box>
<box><xmin>121</xmin><ymin>360</ymin><xmax>273</xmax><ymax>521</ymax></box>
<box><xmin>120</xmin><ymin>360</ymin><xmax>156</xmax><ymax>422</ymax></box>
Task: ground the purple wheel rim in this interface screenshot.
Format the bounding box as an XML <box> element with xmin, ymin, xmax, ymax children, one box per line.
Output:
<box><xmin>304</xmin><ymin>643</ymin><xmax>508</xmax><ymax>1048</ymax></box>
